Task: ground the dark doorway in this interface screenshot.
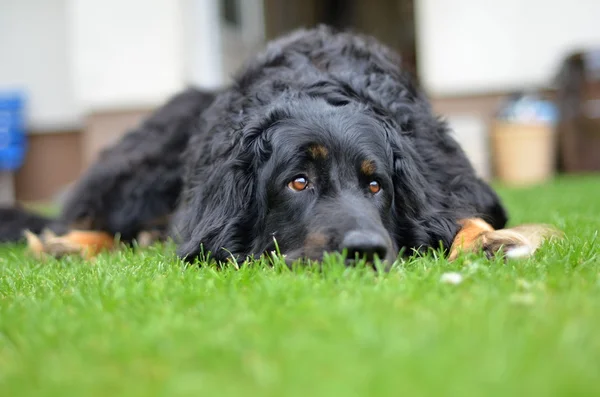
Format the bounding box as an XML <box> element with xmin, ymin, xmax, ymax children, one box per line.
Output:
<box><xmin>263</xmin><ymin>0</ymin><xmax>418</xmax><ymax>79</ymax></box>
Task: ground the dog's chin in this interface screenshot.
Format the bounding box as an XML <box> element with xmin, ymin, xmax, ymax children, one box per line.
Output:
<box><xmin>281</xmin><ymin>248</ymin><xmax>396</xmax><ymax>269</ymax></box>
<box><xmin>279</xmin><ymin>249</ymin><xmax>315</xmax><ymax>268</ymax></box>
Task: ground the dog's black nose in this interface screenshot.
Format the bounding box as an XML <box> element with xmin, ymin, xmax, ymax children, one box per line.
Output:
<box><xmin>342</xmin><ymin>230</ymin><xmax>388</xmax><ymax>262</ymax></box>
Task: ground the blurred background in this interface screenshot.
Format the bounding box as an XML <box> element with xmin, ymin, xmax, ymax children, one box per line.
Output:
<box><xmin>1</xmin><ymin>0</ymin><xmax>599</xmax><ymax>206</ymax></box>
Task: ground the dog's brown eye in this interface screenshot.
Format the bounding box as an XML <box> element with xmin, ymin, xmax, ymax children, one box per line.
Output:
<box><xmin>288</xmin><ymin>176</ymin><xmax>309</xmax><ymax>191</ymax></box>
<box><xmin>368</xmin><ymin>181</ymin><xmax>381</xmax><ymax>194</ymax></box>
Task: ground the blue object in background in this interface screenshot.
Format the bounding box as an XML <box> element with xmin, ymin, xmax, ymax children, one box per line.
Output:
<box><xmin>0</xmin><ymin>90</ymin><xmax>27</xmax><ymax>171</ymax></box>
<box><xmin>496</xmin><ymin>91</ymin><xmax>558</xmax><ymax>125</ymax></box>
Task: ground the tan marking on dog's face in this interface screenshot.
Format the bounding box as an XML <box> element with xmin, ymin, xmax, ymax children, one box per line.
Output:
<box><xmin>303</xmin><ymin>232</ymin><xmax>329</xmax><ymax>256</ymax></box>
<box><xmin>360</xmin><ymin>160</ymin><xmax>376</xmax><ymax>176</ymax></box>
<box><xmin>308</xmin><ymin>144</ymin><xmax>328</xmax><ymax>160</ymax></box>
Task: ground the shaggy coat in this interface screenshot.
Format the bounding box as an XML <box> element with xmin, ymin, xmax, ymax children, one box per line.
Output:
<box><xmin>172</xmin><ymin>26</ymin><xmax>507</xmax><ymax>262</ymax></box>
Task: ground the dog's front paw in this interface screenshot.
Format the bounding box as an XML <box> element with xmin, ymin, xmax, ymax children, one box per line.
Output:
<box><xmin>448</xmin><ymin>218</ymin><xmax>494</xmax><ymax>261</ymax></box>
<box><xmin>480</xmin><ymin>224</ymin><xmax>563</xmax><ymax>259</ymax></box>
<box><xmin>449</xmin><ymin>219</ymin><xmax>563</xmax><ymax>261</ymax></box>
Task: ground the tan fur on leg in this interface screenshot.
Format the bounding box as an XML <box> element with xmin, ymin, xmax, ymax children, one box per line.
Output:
<box><xmin>24</xmin><ymin>229</ymin><xmax>115</xmax><ymax>260</ymax></box>
<box><xmin>448</xmin><ymin>218</ymin><xmax>495</xmax><ymax>261</ymax></box>
<box><xmin>481</xmin><ymin>224</ymin><xmax>563</xmax><ymax>259</ymax></box>
<box><xmin>449</xmin><ymin>218</ymin><xmax>562</xmax><ymax>261</ymax></box>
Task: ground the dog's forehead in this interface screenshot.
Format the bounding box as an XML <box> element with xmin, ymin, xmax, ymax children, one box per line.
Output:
<box><xmin>268</xmin><ymin>105</ymin><xmax>389</xmax><ymax>159</ymax></box>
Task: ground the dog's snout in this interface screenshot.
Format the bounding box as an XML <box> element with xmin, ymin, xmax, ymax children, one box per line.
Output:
<box><xmin>342</xmin><ymin>230</ymin><xmax>388</xmax><ymax>262</ymax></box>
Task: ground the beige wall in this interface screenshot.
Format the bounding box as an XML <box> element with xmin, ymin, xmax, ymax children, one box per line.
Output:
<box><xmin>416</xmin><ymin>0</ymin><xmax>600</xmax><ymax>95</ymax></box>
<box><xmin>81</xmin><ymin>109</ymin><xmax>151</xmax><ymax>167</ymax></box>
<box><xmin>13</xmin><ymin>107</ymin><xmax>153</xmax><ymax>202</ymax></box>
<box><xmin>14</xmin><ymin>131</ymin><xmax>82</xmax><ymax>202</ymax></box>
<box><xmin>68</xmin><ymin>0</ymin><xmax>186</xmax><ymax>110</ymax></box>
<box><xmin>0</xmin><ymin>0</ymin><xmax>81</xmax><ymax>130</ymax></box>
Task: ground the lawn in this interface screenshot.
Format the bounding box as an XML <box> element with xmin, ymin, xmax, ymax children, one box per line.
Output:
<box><xmin>1</xmin><ymin>175</ymin><xmax>599</xmax><ymax>397</ymax></box>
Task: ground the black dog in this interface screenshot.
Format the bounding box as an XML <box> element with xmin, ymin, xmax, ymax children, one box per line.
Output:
<box><xmin>171</xmin><ymin>26</ymin><xmax>508</xmax><ymax>263</ymax></box>
<box><xmin>5</xmin><ymin>26</ymin><xmax>552</xmax><ymax>264</ymax></box>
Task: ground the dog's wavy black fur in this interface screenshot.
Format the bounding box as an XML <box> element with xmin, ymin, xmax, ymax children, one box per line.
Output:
<box><xmin>58</xmin><ymin>87</ymin><xmax>217</xmax><ymax>242</ymax></box>
<box><xmin>1</xmin><ymin>26</ymin><xmax>507</xmax><ymax>263</ymax></box>
<box><xmin>0</xmin><ymin>87</ymin><xmax>217</xmax><ymax>243</ymax></box>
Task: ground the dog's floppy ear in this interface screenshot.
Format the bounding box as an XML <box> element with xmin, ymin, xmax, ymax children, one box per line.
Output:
<box><xmin>174</xmin><ymin>156</ymin><xmax>256</xmax><ymax>263</ymax></box>
<box><xmin>173</xmin><ymin>112</ymin><xmax>279</xmax><ymax>263</ymax></box>
<box><xmin>387</xmin><ymin>126</ymin><xmax>460</xmax><ymax>252</ymax></box>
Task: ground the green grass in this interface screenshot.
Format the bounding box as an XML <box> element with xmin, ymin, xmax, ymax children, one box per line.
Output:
<box><xmin>1</xmin><ymin>175</ymin><xmax>599</xmax><ymax>397</ymax></box>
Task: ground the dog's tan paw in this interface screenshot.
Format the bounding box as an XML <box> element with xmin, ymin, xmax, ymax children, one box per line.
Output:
<box><xmin>24</xmin><ymin>229</ymin><xmax>115</xmax><ymax>260</ymax></box>
<box><xmin>24</xmin><ymin>230</ymin><xmax>46</xmax><ymax>259</ymax></box>
<box><xmin>448</xmin><ymin>218</ymin><xmax>495</xmax><ymax>261</ymax></box>
<box><xmin>481</xmin><ymin>224</ymin><xmax>563</xmax><ymax>259</ymax></box>
<box><xmin>449</xmin><ymin>219</ymin><xmax>562</xmax><ymax>261</ymax></box>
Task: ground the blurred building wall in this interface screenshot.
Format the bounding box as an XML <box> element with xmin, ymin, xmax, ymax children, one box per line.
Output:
<box><xmin>1</xmin><ymin>0</ymin><xmax>225</xmax><ymax>201</ymax></box>
<box><xmin>14</xmin><ymin>131</ymin><xmax>82</xmax><ymax>202</ymax></box>
<box><xmin>0</xmin><ymin>0</ymin><xmax>81</xmax><ymax>130</ymax></box>
<box><xmin>413</xmin><ymin>0</ymin><xmax>600</xmax><ymax>178</ymax></box>
<box><xmin>68</xmin><ymin>0</ymin><xmax>187</xmax><ymax>168</ymax></box>
<box><xmin>0</xmin><ymin>0</ymin><xmax>83</xmax><ymax>201</ymax></box>
<box><xmin>183</xmin><ymin>0</ymin><xmax>225</xmax><ymax>89</ymax></box>
<box><xmin>416</xmin><ymin>0</ymin><xmax>600</xmax><ymax>95</ymax></box>
<box><xmin>68</xmin><ymin>0</ymin><xmax>186</xmax><ymax>110</ymax></box>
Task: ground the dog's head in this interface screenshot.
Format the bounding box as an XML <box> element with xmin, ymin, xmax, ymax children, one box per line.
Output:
<box><xmin>175</xmin><ymin>96</ymin><xmax>450</xmax><ymax>265</ymax></box>
<box><xmin>253</xmin><ymin>101</ymin><xmax>401</xmax><ymax>264</ymax></box>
